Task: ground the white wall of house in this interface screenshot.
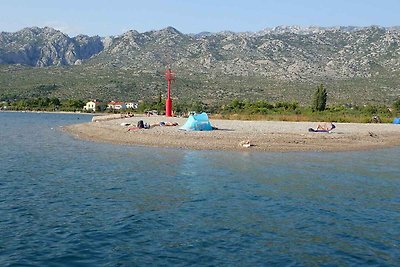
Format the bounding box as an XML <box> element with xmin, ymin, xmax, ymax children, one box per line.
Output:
<box><xmin>126</xmin><ymin>102</ymin><xmax>138</xmax><ymax>109</ymax></box>
<box><xmin>108</xmin><ymin>102</ymin><xmax>127</xmax><ymax>110</ymax></box>
<box><xmin>84</xmin><ymin>101</ymin><xmax>96</xmax><ymax>111</ymax></box>
<box><xmin>114</xmin><ymin>104</ymin><xmax>127</xmax><ymax>110</ymax></box>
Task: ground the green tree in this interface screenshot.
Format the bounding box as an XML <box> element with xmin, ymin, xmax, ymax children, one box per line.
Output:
<box><xmin>228</xmin><ymin>99</ymin><xmax>244</xmax><ymax>112</ymax></box>
<box><xmin>61</xmin><ymin>99</ymin><xmax>85</xmax><ymax>111</ymax></box>
<box><xmin>50</xmin><ymin>97</ymin><xmax>61</xmax><ymax>108</ymax></box>
<box><xmin>312</xmin><ymin>84</ymin><xmax>327</xmax><ymax>112</ymax></box>
<box><xmin>96</xmin><ymin>102</ymin><xmax>107</xmax><ymax>112</ymax></box>
<box><xmin>157</xmin><ymin>90</ymin><xmax>162</xmax><ymax>104</ymax></box>
<box><xmin>393</xmin><ymin>98</ymin><xmax>400</xmax><ymax>113</ymax></box>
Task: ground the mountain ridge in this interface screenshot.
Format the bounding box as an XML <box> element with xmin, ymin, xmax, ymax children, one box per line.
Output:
<box><xmin>0</xmin><ymin>26</ymin><xmax>399</xmax><ymax>104</ymax></box>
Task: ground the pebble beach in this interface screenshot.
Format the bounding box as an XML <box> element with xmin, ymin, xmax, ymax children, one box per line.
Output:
<box><xmin>63</xmin><ymin>114</ymin><xmax>400</xmax><ymax>152</ymax></box>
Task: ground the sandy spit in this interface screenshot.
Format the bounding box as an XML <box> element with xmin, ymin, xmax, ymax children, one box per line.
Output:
<box><xmin>62</xmin><ymin>115</ymin><xmax>400</xmax><ymax>152</ymax></box>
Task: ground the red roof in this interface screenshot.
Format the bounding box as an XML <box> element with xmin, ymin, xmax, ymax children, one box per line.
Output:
<box><xmin>108</xmin><ymin>101</ymin><xmax>125</xmax><ymax>105</ymax></box>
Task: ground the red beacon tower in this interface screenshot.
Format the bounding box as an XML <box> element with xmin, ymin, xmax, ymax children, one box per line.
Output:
<box><xmin>164</xmin><ymin>68</ymin><xmax>176</xmax><ymax>117</ymax></box>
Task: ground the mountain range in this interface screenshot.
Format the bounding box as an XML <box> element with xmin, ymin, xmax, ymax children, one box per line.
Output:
<box><xmin>1</xmin><ymin>26</ymin><xmax>399</xmax><ymax>104</ymax></box>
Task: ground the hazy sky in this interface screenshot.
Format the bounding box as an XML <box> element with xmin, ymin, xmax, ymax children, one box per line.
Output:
<box><xmin>0</xmin><ymin>0</ymin><xmax>398</xmax><ymax>36</ymax></box>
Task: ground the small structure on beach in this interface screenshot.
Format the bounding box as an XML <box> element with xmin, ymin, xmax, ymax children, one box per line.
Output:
<box><xmin>180</xmin><ymin>112</ymin><xmax>213</xmax><ymax>131</ymax></box>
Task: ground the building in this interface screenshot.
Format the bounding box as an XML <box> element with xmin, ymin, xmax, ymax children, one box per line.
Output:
<box><xmin>83</xmin><ymin>101</ymin><xmax>98</xmax><ymax>112</ymax></box>
<box><xmin>83</xmin><ymin>100</ymin><xmax>107</xmax><ymax>112</ymax></box>
<box><xmin>126</xmin><ymin>102</ymin><xmax>138</xmax><ymax>109</ymax></box>
<box><xmin>107</xmin><ymin>101</ymin><xmax>127</xmax><ymax>110</ymax></box>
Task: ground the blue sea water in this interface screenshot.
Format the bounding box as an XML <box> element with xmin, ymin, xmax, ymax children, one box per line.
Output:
<box><xmin>0</xmin><ymin>112</ymin><xmax>399</xmax><ymax>266</ymax></box>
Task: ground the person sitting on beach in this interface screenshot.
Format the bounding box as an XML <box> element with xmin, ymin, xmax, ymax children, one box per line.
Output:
<box><xmin>128</xmin><ymin>120</ymin><xmax>150</xmax><ymax>131</ymax></box>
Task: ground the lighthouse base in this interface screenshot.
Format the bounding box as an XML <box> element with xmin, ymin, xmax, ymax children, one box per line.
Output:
<box><xmin>165</xmin><ymin>98</ymin><xmax>172</xmax><ymax>117</ymax></box>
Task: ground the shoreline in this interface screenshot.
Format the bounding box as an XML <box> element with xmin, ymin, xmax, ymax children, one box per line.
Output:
<box><xmin>0</xmin><ymin>110</ymin><xmax>93</xmax><ymax>115</ymax></box>
<box><xmin>62</xmin><ymin>115</ymin><xmax>400</xmax><ymax>152</ymax></box>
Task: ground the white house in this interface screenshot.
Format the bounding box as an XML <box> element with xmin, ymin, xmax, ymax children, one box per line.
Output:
<box><xmin>108</xmin><ymin>101</ymin><xmax>127</xmax><ymax>110</ymax></box>
<box><xmin>83</xmin><ymin>101</ymin><xmax>98</xmax><ymax>111</ymax></box>
<box><xmin>126</xmin><ymin>102</ymin><xmax>138</xmax><ymax>109</ymax></box>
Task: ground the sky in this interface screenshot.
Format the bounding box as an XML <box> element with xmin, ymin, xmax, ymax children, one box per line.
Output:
<box><xmin>0</xmin><ymin>0</ymin><xmax>399</xmax><ymax>36</ymax></box>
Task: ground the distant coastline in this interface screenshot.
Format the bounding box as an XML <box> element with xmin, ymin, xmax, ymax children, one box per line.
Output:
<box><xmin>0</xmin><ymin>110</ymin><xmax>93</xmax><ymax>115</ymax></box>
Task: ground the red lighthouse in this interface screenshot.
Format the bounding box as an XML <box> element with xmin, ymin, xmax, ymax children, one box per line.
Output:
<box><xmin>165</xmin><ymin>68</ymin><xmax>175</xmax><ymax>117</ymax></box>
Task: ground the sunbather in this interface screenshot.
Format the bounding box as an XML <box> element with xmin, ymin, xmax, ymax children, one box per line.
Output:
<box><xmin>316</xmin><ymin>122</ymin><xmax>335</xmax><ymax>131</ymax></box>
<box><xmin>163</xmin><ymin>121</ymin><xmax>179</xmax><ymax>126</ymax></box>
<box><xmin>128</xmin><ymin>120</ymin><xmax>149</xmax><ymax>131</ymax></box>
<box><xmin>150</xmin><ymin>121</ymin><xmax>179</xmax><ymax>127</ymax></box>
<box><xmin>309</xmin><ymin>122</ymin><xmax>336</xmax><ymax>132</ymax></box>
<box><xmin>121</xmin><ymin>112</ymin><xmax>134</xmax><ymax>118</ymax></box>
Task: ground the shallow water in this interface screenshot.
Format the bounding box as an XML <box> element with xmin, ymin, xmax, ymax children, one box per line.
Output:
<box><xmin>0</xmin><ymin>112</ymin><xmax>399</xmax><ymax>266</ymax></box>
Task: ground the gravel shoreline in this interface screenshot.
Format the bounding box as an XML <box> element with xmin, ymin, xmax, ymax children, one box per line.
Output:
<box><xmin>62</xmin><ymin>115</ymin><xmax>400</xmax><ymax>152</ymax></box>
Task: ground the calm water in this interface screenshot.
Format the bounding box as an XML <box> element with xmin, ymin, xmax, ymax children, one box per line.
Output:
<box><xmin>0</xmin><ymin>112</ymin><xmax>399</xmax><ymax>266</ymax></box>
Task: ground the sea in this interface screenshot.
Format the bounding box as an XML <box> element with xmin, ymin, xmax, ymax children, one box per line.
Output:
<box><xmin>0</xmin><ymin>112</ymin><xmax>399</xmax><ymax>266</ymax></box>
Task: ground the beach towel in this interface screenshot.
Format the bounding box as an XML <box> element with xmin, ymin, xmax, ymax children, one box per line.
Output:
<box><xmin>308</xmin><ymin>128</ymin><xmax>331</xmax><ymax>133</ymax></box>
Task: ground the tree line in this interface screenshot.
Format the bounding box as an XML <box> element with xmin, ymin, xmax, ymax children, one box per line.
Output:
<box><xmin>1</xmin><ymin>85</ymin><xmax>400</xmax><ymax>122</ymax></box>
<box><xmin>1</xmin><ymin>97</ymin><xmax>85</xmax><ymax>112</ymax></box>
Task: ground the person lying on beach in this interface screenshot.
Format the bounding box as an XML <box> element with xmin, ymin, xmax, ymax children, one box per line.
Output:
<box><xmin>309</xmin><ymin>122</ymin><xmax>336</xmax><ymax>132</ymax></box>
<box><xmin>120</xmin><ymin>112</ymin><xmax>134</xmax><ymax>118</ymax></box>
<box><xmin>128</xmin><ymin>121</ymin><xmax>178</xmax><ymax>131</ymax></box>
<box><xmin>150</xmin><ymin>121</ymin><xmax>179</xmax><ymax>127</ymax></box>
<box><xmin>317</xmin><ymin>122</ymin><xmax>335</xmax><ymax>131</ymax></box>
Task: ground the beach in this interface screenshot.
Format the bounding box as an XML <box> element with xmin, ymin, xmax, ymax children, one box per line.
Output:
<box><xmin>62</xmin><ymin>114</ymin><xmax>400</xmax><ymax>152</ymax></box>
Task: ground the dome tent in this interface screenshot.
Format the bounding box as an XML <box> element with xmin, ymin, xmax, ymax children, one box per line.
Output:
<box><xmin>393</xmin><ymin>117</ymin><xmax>400</xmax><ymax>124</ymax></box>
<box><xmin>180</xmin><ymin>112</ymin><xmax>213</xmax><ymax>131</ymax></box>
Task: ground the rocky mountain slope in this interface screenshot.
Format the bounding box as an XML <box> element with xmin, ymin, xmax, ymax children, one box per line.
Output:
<box><xmin>0</xmin><ymin>26</ymin><xmax>399</xmax><ymax>104</ymax></box>
<box><xmin>0</xmin><ymin>27</ymin><xmax>103</xmax><ymax>66</ymax></box>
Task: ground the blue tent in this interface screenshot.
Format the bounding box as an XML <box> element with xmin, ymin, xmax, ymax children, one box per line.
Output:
<box><xmin>393</xmin><ymin>117</ymin><xmax>400</xmax><ymax>124</ymax></box>
<box><xmin>180</xmin><ymin>112</ymin><xmax>213</xmax><ymax>131</ymax></box>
